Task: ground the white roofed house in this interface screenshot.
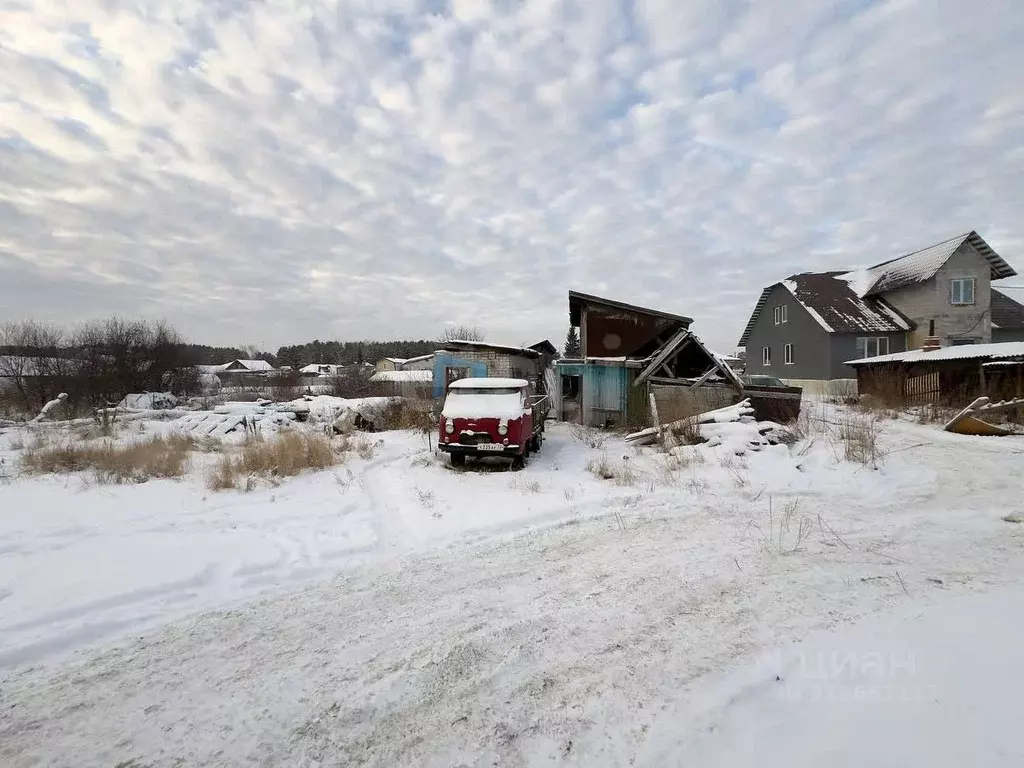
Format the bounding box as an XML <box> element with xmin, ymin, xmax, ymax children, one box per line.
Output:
<box><xmin>299</xmin><ymin>363</ymin><xmax>345</xmax><ymax>378</ymax></box>
<box><xmin>215</xmin><ymin>359</ymin><xmax>275</xmax><ymax>387</ymax></box>
<box><xmin>739</xmin><ymin>231</ymin><xmax>1023</xmax><ymax>395</ymax></box>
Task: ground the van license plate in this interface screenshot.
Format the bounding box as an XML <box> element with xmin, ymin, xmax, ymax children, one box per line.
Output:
<box><xmin>476</xmin><ymin>444</ymin><xmax>504</xmax><ymax>452</ymax></box>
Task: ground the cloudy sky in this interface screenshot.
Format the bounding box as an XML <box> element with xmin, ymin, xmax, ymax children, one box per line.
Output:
<box><xmin>2</xmin><ymin>0</ymin><xmax>1023</xmax><ymax>353</ymax></box>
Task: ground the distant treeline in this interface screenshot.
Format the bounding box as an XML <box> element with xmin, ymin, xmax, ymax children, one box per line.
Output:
<box><xmin>275</xmin><ymin>340</ymin><xmax>437</xmax><ymax>369</ymax></box>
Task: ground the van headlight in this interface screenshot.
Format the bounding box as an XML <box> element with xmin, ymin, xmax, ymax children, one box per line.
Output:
<box><xmin>445</xmin><ymin>421</ymin><xmax>455</xmax><ymax>434</ymax></box>
<box><xmin>498</xmin><ymin>424</ymin><xmax>508</xmax><ymax>436</ymax></box>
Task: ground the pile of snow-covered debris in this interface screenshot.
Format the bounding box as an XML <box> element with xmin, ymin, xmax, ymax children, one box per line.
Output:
<box><xmin>628</xmin><ymin>398</ymin><xmax>799</xmax><ymax>455</ymax></box>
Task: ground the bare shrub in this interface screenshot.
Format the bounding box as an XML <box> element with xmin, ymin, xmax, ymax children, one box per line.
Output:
<box><xmin>20</xmin><ymin>434</ymin><xmax>193</xmax><ymax>483</ymax></box>
<box><xmin>374</xmin><ymin>399</ymin><xmax>434</xmax><ymax>432</ymax></box>
<box><xmin>329</xmin><ymin>371</ymin><xmax>383</xmax><ymax>399</ymax></box>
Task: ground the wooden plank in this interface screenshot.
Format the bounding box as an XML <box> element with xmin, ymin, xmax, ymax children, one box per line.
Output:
<box><xmin>689</xmin><ymin>366</ymin><xmax>719</xmax><ymax>390</ymax></box>
<box><xmin>634</xmin><ymin>329</ymin><xmax>691</xmax><ymax>388</ymax></box>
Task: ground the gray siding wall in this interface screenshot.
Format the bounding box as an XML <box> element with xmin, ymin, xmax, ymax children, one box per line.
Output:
<box><xmin>882</xmin><ymin>241</ymin><xmax>993</xmax><ymax>347</ymax></box>
<box><xmin>744</xmin><ymin>284</ymin><xmax>833</xmax><ymax>380</ymax></box>
<box><xmin>993</xmin><ymin>327</ymin><xmax>1024</xmax><ymax>343</ymax></box>
<box><xmin>829</xmin><ymin>332</ymin><xmax>908</xmax><ymax>379</ymax></box>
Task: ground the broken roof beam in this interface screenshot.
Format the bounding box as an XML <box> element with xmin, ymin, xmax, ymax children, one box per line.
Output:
<box><xmin>634</xmin><ymin>329</ymin><xmax>692</xmax><ymax>387</ymax></box>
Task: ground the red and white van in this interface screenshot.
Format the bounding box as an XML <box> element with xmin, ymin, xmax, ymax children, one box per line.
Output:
<box><xmin>438</xmin><ymin>378</ymin><xmax>547</xmax><ymax>468</ymax></box>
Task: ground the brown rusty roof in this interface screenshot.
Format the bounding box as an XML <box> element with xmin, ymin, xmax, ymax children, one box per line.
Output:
<box><xmin>992</xmin><ymin>288</ymin><xmax>1024</xmax><ymax>329</ymax></box>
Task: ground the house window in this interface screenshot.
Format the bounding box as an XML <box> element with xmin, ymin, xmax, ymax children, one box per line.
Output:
<box><xmin>856</xmin><ymin>337</ymin><xmax>890</xmax><ymax>359</ymax></box>
<box><xmin>950</xmin><ymin>278</ymin><xmax>975</xmax><ymax>306</ymax></box>
<box><xmin>950</xmin><ymin>338</ymin><xmax>979</xmax><ymax>346</ymax></box>
<box><xmin>762</xmin><ymin>346</ymin><xmax>771</xmax><ymax>366</ymax></box>
<box><xmin>784</xmin><ymin>343</ymin><xmax>794</xmax><ymax>365</ymax></box>
<box><xmin>773</xmin><ymin>305</ymin><xmax>788</xmax><ymax>324</ymax></box>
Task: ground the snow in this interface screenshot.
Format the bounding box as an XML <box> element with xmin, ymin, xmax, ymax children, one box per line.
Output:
<box><xmin>640</xmin><ymin>584</ymin><xmax>1024</xmax><ymax>767</ymax></box>
<box><xmin>449</xmin><ymin>377</ymin><xmax>528</xmax><ymax>389</ymax></box>
<box><xmin>370</xmin><ymin>369</ymin><xmax>433</xmax><ymax>383</ymax></box>
<box><xmin>847</xmin><ymin>340</ymin><xmax>1024</xmax><ymax>365</ymax></box>
<box><xmin>441</xmin><ymin>392</ymin><xmax>525</xmax><ymax>420</ymax></box>
<box><xmin>299</xmin><ymin>363</ymin><xmax>343</xmax><ymax>375</ymax></box>
<box><xmin>836</xmin><ymin>267</ymin><xmax>873</xmax><ymax>298</ymax></box>
<box><xmin>2</xmin><ymin>406</ymin><xmax>1024</xmax><ymax>765</ymax></box>
<box><xmin>117</xmin><ymin>392</ymin><xmax>177</xmax><ymax>410</ymax></box>
<box><xmin>223</xmin><ymin>359</ymin><xmax>274</xmax><ymax>372</ymax></box>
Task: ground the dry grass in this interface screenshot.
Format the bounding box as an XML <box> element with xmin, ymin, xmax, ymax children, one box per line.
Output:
<box><xmin>836</xmin><ymin>412</ymin><xmax>881</xmax><ymax>468</ymax></box>
<box><xmin>20</xmin><ymin>433</ymin><xmax>194</xmax><ymax>483</ymax></box>
<box><xmin>747</xmin><ymin>496</ymin><xmax>814</xmax><ymax>555</ymax></box>
<box><xmin>570</xmin><ymin>423</ymin><xmax>608</xmax><ymax>450</ymax></box>
<box><xmin>207</xmin><ymin>430</ymin><xmax>339</xmax><ymax>490</ymax></box>
<box><xmin>586</xmin><ymin>454</ymin><xmax>638</xmax><ymax>486</ymax></box>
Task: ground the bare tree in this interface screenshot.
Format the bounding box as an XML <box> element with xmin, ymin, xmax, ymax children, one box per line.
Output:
<box><xmin>0</xmin><ymin>320</ymin><xmax>71</xmax><ymax>413</ymax></box>
<box><xmin>438</xmin><ymin>325</ymin><xmax>486</xmax><ymax>343</ymax></box>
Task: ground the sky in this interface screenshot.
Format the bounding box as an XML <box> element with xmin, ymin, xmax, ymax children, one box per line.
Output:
<box><xmin>1</xmin><ymin>0</ymin><xmax>1023</xmax><ymax>354</ymax></box>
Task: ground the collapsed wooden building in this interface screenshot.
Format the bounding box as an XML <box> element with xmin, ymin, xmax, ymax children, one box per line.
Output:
<box><xmin>552</xmin><ymin>292</ymin><xmax>791</xmax><ymax>427</ymax></box>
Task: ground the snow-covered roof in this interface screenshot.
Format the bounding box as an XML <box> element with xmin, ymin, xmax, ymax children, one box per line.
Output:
<box><xmin>441</xmin><ymin>340</ymin><xmax>541</xmax><ymax>359</ymax></box>
<box><xmin>739</xmin><ymin>231</ymin><xmax>1015</xmax><ymax>346</ymax></box>
<box><xmin>370</xmin><ymin>370</ymin><xmax>433</xmax><ymax>383</ymax></box>
<box><xmin>846</xmin><ymin>341</ymin><xmax>1024</xmax><ymax>366</ymax></box>
<box><xmin>853</xmin><ymin>231</ymin><xmax>1014</xmax><ymax>297</ymax></box>
<box><xmin>401</xmin><ymin>353</ymin><xmax>435</xmax><ymax>364</ymax></box>
<box><xmin>299</xmin><ymin>363</ymin><xmax>343</xmax><ymax>375</ymax></box>
<box><xmin>223</xmin><ymin>359</ymin><xmax>274</xmax><ymax>372</ymax></box>
<box><xmin>448</xmin><ymin>378</ymin><xmax>529</xmax><ymax>389</ymax></box>
<box><xmin>382</xmin><ymin>357</ymin><xmax>407</xmax><ymax>364</ymax></box>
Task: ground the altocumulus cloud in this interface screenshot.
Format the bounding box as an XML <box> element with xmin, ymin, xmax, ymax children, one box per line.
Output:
<box><xmin>1</xmin><ymin>0</ymin><xmax>1023</xmax><ymax>351</ymax></box>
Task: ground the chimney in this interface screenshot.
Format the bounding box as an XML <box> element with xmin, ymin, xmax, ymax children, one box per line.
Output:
<box><xmin>921</xmin><ymin>336</ymin><xmax>941</xmax><ymax>352</ymax></box>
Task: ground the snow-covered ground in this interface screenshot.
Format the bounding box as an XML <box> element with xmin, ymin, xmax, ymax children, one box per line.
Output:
<box><xmin>1</xmin><ymin>405</ymin><xmax>1024</xmax><ymax>765</ymax></box>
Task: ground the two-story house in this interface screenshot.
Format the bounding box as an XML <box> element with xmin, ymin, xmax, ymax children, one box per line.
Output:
<box><xmin>739</xmin><ymin>231</ymin><xmax>1024</xmax><ymax>392</ymax></box>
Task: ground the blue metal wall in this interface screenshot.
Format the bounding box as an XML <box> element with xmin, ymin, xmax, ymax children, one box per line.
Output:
<box><xmin>554</xmin><ymin>362</ymin><xmax>629</xmax><ymax>425</ymax></box>
<box><xmin>584</xmin><ymin>364</ymin><xmax>628</xmax><ymax>423</ymax></box>
<box><xmin>432</xmin><ymin>354</ymin><xmax>488</xmax><ymax>398</ymax></box>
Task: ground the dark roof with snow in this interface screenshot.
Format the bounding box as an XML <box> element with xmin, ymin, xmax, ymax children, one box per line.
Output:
<box><xmin>854</xmin><ymin>231</ymin><xmax>1015</xmax><ymax>296</ymax></box>
<box><xmin>738</xmin><ymin>272</ymin><xmax>914</xmax><ymax>345</ymax></box>
<box><xmin>992</xmin><ymin>288</ymin><xmax>1024</xmax><ymax>329</ymax></box>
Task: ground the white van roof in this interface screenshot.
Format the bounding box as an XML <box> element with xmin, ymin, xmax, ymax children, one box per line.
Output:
<box><xmin>448</xmin><ymin>378</ymin><xmax>528</xmax><ymax>389</ymax></box>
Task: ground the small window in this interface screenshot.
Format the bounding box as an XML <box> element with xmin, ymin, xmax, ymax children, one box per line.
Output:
<box><xmin>762</xmin><ymin>346</ymin><xmax>771</xmax><ymax>366</ymax></box>
<box><xmin>773</xmin><ymin>305</ymin><xmax>788</xmax><ymax>325</ymax></box>
<box><xmin>950</xmin><ymin>278</ymin><xmax>975</xmax><ymax>306</ymax></box>
<box><xmin>784</xmin><ymin>343</ymin><xmax>794</xmax><ymax>365</ymax></box>
<box><xmin>856</xmin><ymin>336</ymin><xmax>890</xmax><ymax>359</ymax></box>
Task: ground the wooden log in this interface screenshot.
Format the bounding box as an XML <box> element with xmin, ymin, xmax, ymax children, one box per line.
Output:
<box><xmin>626</xmin><ymin>399</ymin><xmax>754</xmax><ymax>443</ymax></box>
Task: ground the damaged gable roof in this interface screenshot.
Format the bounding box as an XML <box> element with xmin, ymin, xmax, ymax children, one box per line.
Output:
<box><xmin>854</xmin><ymin>231</ymin><xmax>1015</xmax><ymax>297</ymax></box>
<box><xmin>739</xmin><ymin>272</ymin><xmax>913</xmax><ymax>345</ymax></box>
<box><xmin>992</xmin><ymin>288</ymin><xmax>1024</xmax><ymax>329</ymax></box>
